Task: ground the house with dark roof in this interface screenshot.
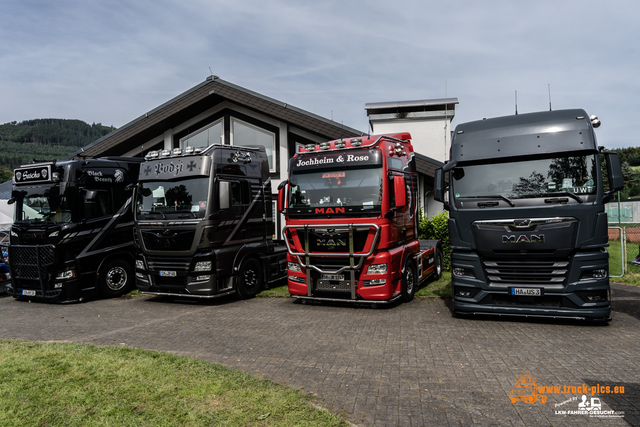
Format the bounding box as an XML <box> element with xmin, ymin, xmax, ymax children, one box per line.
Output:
<box><xmin>0</xmin><ymin>76</ymin><xmax>455</xmax><ymax>230</ymax></box>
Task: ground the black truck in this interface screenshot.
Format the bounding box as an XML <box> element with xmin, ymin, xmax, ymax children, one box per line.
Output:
<box><xmin>434</xmin><ymin>109</ymin><xmax>624</xmax><ymax>321</ymax></box>
<box><xmin>134</xmin><ymin>144</ymin><xmax>287</xmax><ymax>299</ymax></box>
<box><xmin>6</xmin><ymin>157</ymin><xmax>143</xmax><ymax>302</ymax></box>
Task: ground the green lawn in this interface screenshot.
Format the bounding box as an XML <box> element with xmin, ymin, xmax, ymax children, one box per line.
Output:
<box><xmin>0</xmin><ymin>340</ymin><xmax>348</xmax><ymax>427</ymax></box>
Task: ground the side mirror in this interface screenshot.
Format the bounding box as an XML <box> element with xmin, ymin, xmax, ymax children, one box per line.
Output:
<box><xmin>434</xmin><ymin>168</ymin><xmax>445</xmax><ymax>202</ymax></box>
<box><xmin>605</xmin><ymin>152</ymin><xmax>624</xmax><ymax>193</ymax></box>
<box><xmin>7</xmin><ymin>198</ymin><xmax>14</xmax><ymax>205</ymax></box>
<box><xmin>394</xmin><ymin>175</ymin><xmax>406</xmax><ymax>208</ymax></box>
<box><xmin>219</xmin><ymin>181</ymin><xmax>230</xmax><ymax>210</ymax></box>
<box><xmin>277</xmin><ymin>180</ymin><xmax>288</xmax><ymax>213</ymax></box>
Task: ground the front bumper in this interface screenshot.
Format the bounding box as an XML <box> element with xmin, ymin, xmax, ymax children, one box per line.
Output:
<box><xmin>135</xmin><ymin>255</ymin><xmax>231</xmax><ymax>298</ymax></box>
<box><xmin>453</xmin><ymin>299</ymin><xmax>611</xmax><ymax>321</ymax></box>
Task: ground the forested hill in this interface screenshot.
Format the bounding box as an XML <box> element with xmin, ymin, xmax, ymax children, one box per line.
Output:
<box><xmin>0</xmin><ymin>119</ymin><xmax>115</xmax><ymax>177</ymax></box>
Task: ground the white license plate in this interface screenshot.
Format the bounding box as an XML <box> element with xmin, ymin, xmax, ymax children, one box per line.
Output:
<box><xmin>511</xmin><ymin>288</ymin><xmax>541</xmax><ymax>296</ymax></box>
<box><xmin>321</xmin><ymin>274</ymin><xmax>344</xmax><ymax>281</ymax></box>
<box><xmin>22</xmin><ymin>289</ymin><xmax>36</xmax><ymax>296</ymax></box>
<box><xmin>159</xmin><ymin>270</ymin><xmax>177</xmax><ymax>277</ymax></box>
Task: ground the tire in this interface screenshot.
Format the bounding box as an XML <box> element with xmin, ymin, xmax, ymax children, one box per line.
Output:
<box><xmin>401</xmin><ymin>260</ymin><xmax>417</xmax><ymax>302</ymax></box>
<box><xmin>433</xmin><ymin>248</ymin><xmax>443</xmax><ymax>281</ymax></box>
<box><xmin>236</xmin><ymin>257</ymin><xmax>264</xmax><ymax>299</ymax></box>
<box><xmin>99</xmin><ymin>259</ymin><xmax>134</xmax><ymax>298</ymax></box>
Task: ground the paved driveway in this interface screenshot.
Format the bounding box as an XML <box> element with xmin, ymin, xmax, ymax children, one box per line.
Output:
<box><xmin>1</xmin><ymin>284</ymin><xmax>639</xmax><ymax>426</ymax></box>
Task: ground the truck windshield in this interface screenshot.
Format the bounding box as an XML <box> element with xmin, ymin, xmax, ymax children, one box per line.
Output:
<box><xmin>289</xmin><ymin>167</ymin><xmax>383</xmax><ymax>209</ymax></box>
<box><xmin>15</xmin><ymin>195</ymin><xmax>73</xmax><ymax>224</ymax></box>
<box><xmin>137</xmin><ymin>177</ymin><xmax>209</xmax><ymax>219</ymax></box>
<box><xmin>452</xmin><ymin>154</ymin><xmax>598</xmax><ymax>201</ymax></box>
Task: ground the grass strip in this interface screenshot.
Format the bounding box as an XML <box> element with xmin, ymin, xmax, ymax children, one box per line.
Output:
<box><xmin>0</xmin><ymin>340</ymin><xmax>349</xmax><ymax>427</ymax></box>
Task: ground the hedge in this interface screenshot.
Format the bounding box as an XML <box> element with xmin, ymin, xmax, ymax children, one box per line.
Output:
<box><xmin>418</xmin><ymin>211</ymin><xmax>451</xmax><ymax>271</ymax></box>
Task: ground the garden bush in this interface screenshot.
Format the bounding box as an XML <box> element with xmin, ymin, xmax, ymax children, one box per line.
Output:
<box><xmin>418</xmin><ymin>211</ymin><xmax>450</xmax><ymax>271</ymax></box>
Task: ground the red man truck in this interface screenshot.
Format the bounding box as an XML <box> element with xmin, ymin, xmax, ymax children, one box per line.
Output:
<box><xmin>277</xmin><ymin>133</ymin><xmax>443</xmax><ymax>304</ymax></box>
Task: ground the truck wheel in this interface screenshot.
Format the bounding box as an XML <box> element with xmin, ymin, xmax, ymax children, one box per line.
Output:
<box><xmin>237</xmin><ymin>257</ymin><xmax>263</xmax><ymax>299</ymax></box>
<box><xmin>401</xmin><ymin>261</ymin><xmax>416</xmax><ymax>302</ymax></box>
<box><xmin>99</xmin><ymin>259</ymin><xmax>133</xmax><ymax>298</ymax></box>
<box><xmin>433</xmin><ymin>248</ymin><xmax>443</xmax><ymax>281</ymax></box>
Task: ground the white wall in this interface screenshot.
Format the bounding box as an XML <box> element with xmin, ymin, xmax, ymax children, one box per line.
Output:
<box><xmin>370</xmin><ymin>118</ymin><xmax>451</xmax><ymax>163</ymax></box>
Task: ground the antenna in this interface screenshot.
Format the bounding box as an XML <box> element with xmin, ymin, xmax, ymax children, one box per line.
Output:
<box><xmin>208</xmin><ymin>67</ymin><xmax>213</xmax><ymax>76</ymax></box>
<box><xmin>515</xmin><ymin>91</ymin><xmax>518</xmax><ymax>115</ymax></box>
<box><xmin>548</xmin><ymin>84</ymin><xmax>552</xmax><ymax>111</ymax></box>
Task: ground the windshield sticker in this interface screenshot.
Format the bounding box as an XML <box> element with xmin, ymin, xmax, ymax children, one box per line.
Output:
<box><xmin>141</xmin><ymin>156</ymin><xmax>208</xmax><ymax>180</ymax></box>
<box><xmin>322</xmin><ymin>172</ymin><xmax>345</xmax><ymax>179</ymax></box>
<box><xmin>292</xmin><ymin>150</ymin><xmax>381</xmax><ymax>170</ymax></box>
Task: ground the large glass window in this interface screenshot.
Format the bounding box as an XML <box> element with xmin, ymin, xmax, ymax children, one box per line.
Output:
<box><xmin>137</xmin><ymin>177</ymin><xmax>210</xmax><ymax>219</ymax></box>
<box><xmin>452</xmin><ymin>155</ymin><xmax>598</xmax><ymax>201</ymax></box>
<box><xmin>232</xmin><ymin>119</ymin><xmax>276</xmax><ymax>172</ymax></box>
<box><xmin>180</xmin><ymin>120</ymin><xmax>223</xmax><ymax>149</ymax></box>
<box><xmin>289</xmin><ymin>167</ymin><xmax>383</xmax><ymax>209</ymax></box>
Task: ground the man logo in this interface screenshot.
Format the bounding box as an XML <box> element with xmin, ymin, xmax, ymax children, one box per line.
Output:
<box><xmin>502</xmin><ymin>234</ymin><xmax>545</xmax><ymax>244</ymax></box>
<box><xmin>315</xmin><ymin>207</ymin><xmax>345</xmax><ymax>214</ymax></box>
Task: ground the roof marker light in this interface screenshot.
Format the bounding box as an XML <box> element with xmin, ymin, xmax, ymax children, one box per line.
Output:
<box><xmin>160</xmin><ymin>149</ymin><xmax>171</xmax><ymax>157</ymax></box>
<box><xmin>305</xmin><ymin>144</ymin><xmax>316</xmax><ymax>151</ymax></box>
<box><xmin>335</xmin><ymin>140</ymin><xmax>346</xmax><ymax>148</ymax></box>
<box><xmin>319</xmin><ymin>142</ymin><xmax>330</xmax><ymax>150</ymax></box>
<box><xmin>350</xmin><ymin>138</ymin><xmax>362</xmax><ymax>146</ymax></box>
<box><xmin>184</xmin><ymin>146</ymin><xmax>195</xmax><ymax>154</ymax></box>
<box><xmin>172</xmin><ymin>148</ymin><xmax>182</xmax><ymax>156</ymax></box>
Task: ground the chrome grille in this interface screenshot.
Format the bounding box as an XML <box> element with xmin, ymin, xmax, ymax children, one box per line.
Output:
<box><xmin>483</xmin><ymin>259</ymin><xmax>568</xmax><ymax>286</ymax></box>
<box><xmin>147</xmin><ymin>258</ymin><xmax>190</xmax><ymax>271</ymax></box>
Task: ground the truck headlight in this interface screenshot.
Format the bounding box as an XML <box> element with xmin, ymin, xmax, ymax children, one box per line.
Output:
<box><xmin>136</xmin><ymin>260</ymin><xmax>145</xmax><ymax>270</ymax></box>
<box><xmin>366</xmin><ymin>264</ymin><xmax>387</xmax><ymax>275</ymax></box>
<box><xmin>194</xmin><ymin>261</ymin><xmax>212</xmax><ymax>272</ymax></box>
<box><xmin>288</xmin><ymin>262</ymin><xmax>301</xmax><ymax>272</ymax></box>
<box><xmin>453</xmin><ymin>267</ymin><xmax>475</xmax><ymax>278</ymax></box>
<box><xmin>363</xmin><ymin>279</ymin><xmax>386</xmax><ymax>286</ymax></box>
<box><xmin>288</xmin><ymin>275</ymin><xmax>305</xmax><ymax>284</ymax></box>
<box><xmin>56</xmin><ymin>269</ymin><xmax>75</xmax><ymax>280</ymax></box>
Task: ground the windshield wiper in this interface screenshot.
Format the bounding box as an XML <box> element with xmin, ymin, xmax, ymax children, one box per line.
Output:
<box><xmin>543</xmin><ymin>191</ymin><xmax>583</xmax><ymax>204</ymax></box>
<box><xmin>140</xmin><ymin>210</ymin><xmax>167</xmax><ymax>219</ymax></box>
<box><xmin>458</xmin><ymin>195</ymin><xmax>515</xmax><ymax>207</ymax></box>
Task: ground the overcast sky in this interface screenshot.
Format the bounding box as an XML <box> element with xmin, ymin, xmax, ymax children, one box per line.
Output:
<box><xmin>1</xmin><ymin>0</ymin><xmax>638</xmax><ymax>148</ymax></box>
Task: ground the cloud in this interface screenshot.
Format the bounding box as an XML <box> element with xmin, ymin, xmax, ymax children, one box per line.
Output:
<box><xmin>0</xmin><ymin>0</ymin><xmax>638</xmax><ymax>146</ymax></box>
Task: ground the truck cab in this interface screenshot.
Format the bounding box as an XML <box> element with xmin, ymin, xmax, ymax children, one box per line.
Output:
<box><xmin>435</xmin><ymin>109</ymin><xmax>624</xmax><ymax>321</ymax></box>
<box><xmin>6</xmin><ymin>157</ymin><xmax>142</xmax><ymax>302</ymax></box>
<box><xmin>134</xmin><ymin>144</ymin><xmax>287</xmax><ymax>299</ymax></box>
<box><xmin>279</xmin><ymin>133</ymin><xmax>443</xmax><ymax>304</ymax></box>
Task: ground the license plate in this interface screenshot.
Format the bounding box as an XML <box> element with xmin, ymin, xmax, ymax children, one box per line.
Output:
<box><xmin>511</xmin><ymin>288</ymin><xmax>541</xmax><ymax>296</ymax></box>
<box><xmin>159</xmin><ymin>270</ymin><xmax>177</xmax><ymax>277</ymax></box>
<box><xmin>321</xmin><ymin>274</ymin><xmax>344</xmax><ymax>281</ymax></box>
<box><xmin>22</xmin><ymin>289</ymin><xmax>36</xmax><ymax>296</ymax></box>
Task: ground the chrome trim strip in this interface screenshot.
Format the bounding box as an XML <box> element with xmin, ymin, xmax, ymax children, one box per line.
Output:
<box><xmin>139</xmin><ymin>289</ymin><xmax>236</xmax><ymax>299</ymax></box>
<box><xmin>473</xmin><ymin>217</ymin><xmax>577</xmax><ymax>228</ymax></box>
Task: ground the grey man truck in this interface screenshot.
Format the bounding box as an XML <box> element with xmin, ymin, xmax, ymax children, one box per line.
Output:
<box><xmin>6</xmin><ymin>157</ymin><xmax>143</xmax><ymax>302</ymax></box>
<box><xmin>434</xmin><ymin>109</ymin><xmax>624</xmax><ymax>321</ymax></box>
<box><xmin>134</xmin><ymin>144</ymin><xmax>287</xmax><ymax>299</ymax></box>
